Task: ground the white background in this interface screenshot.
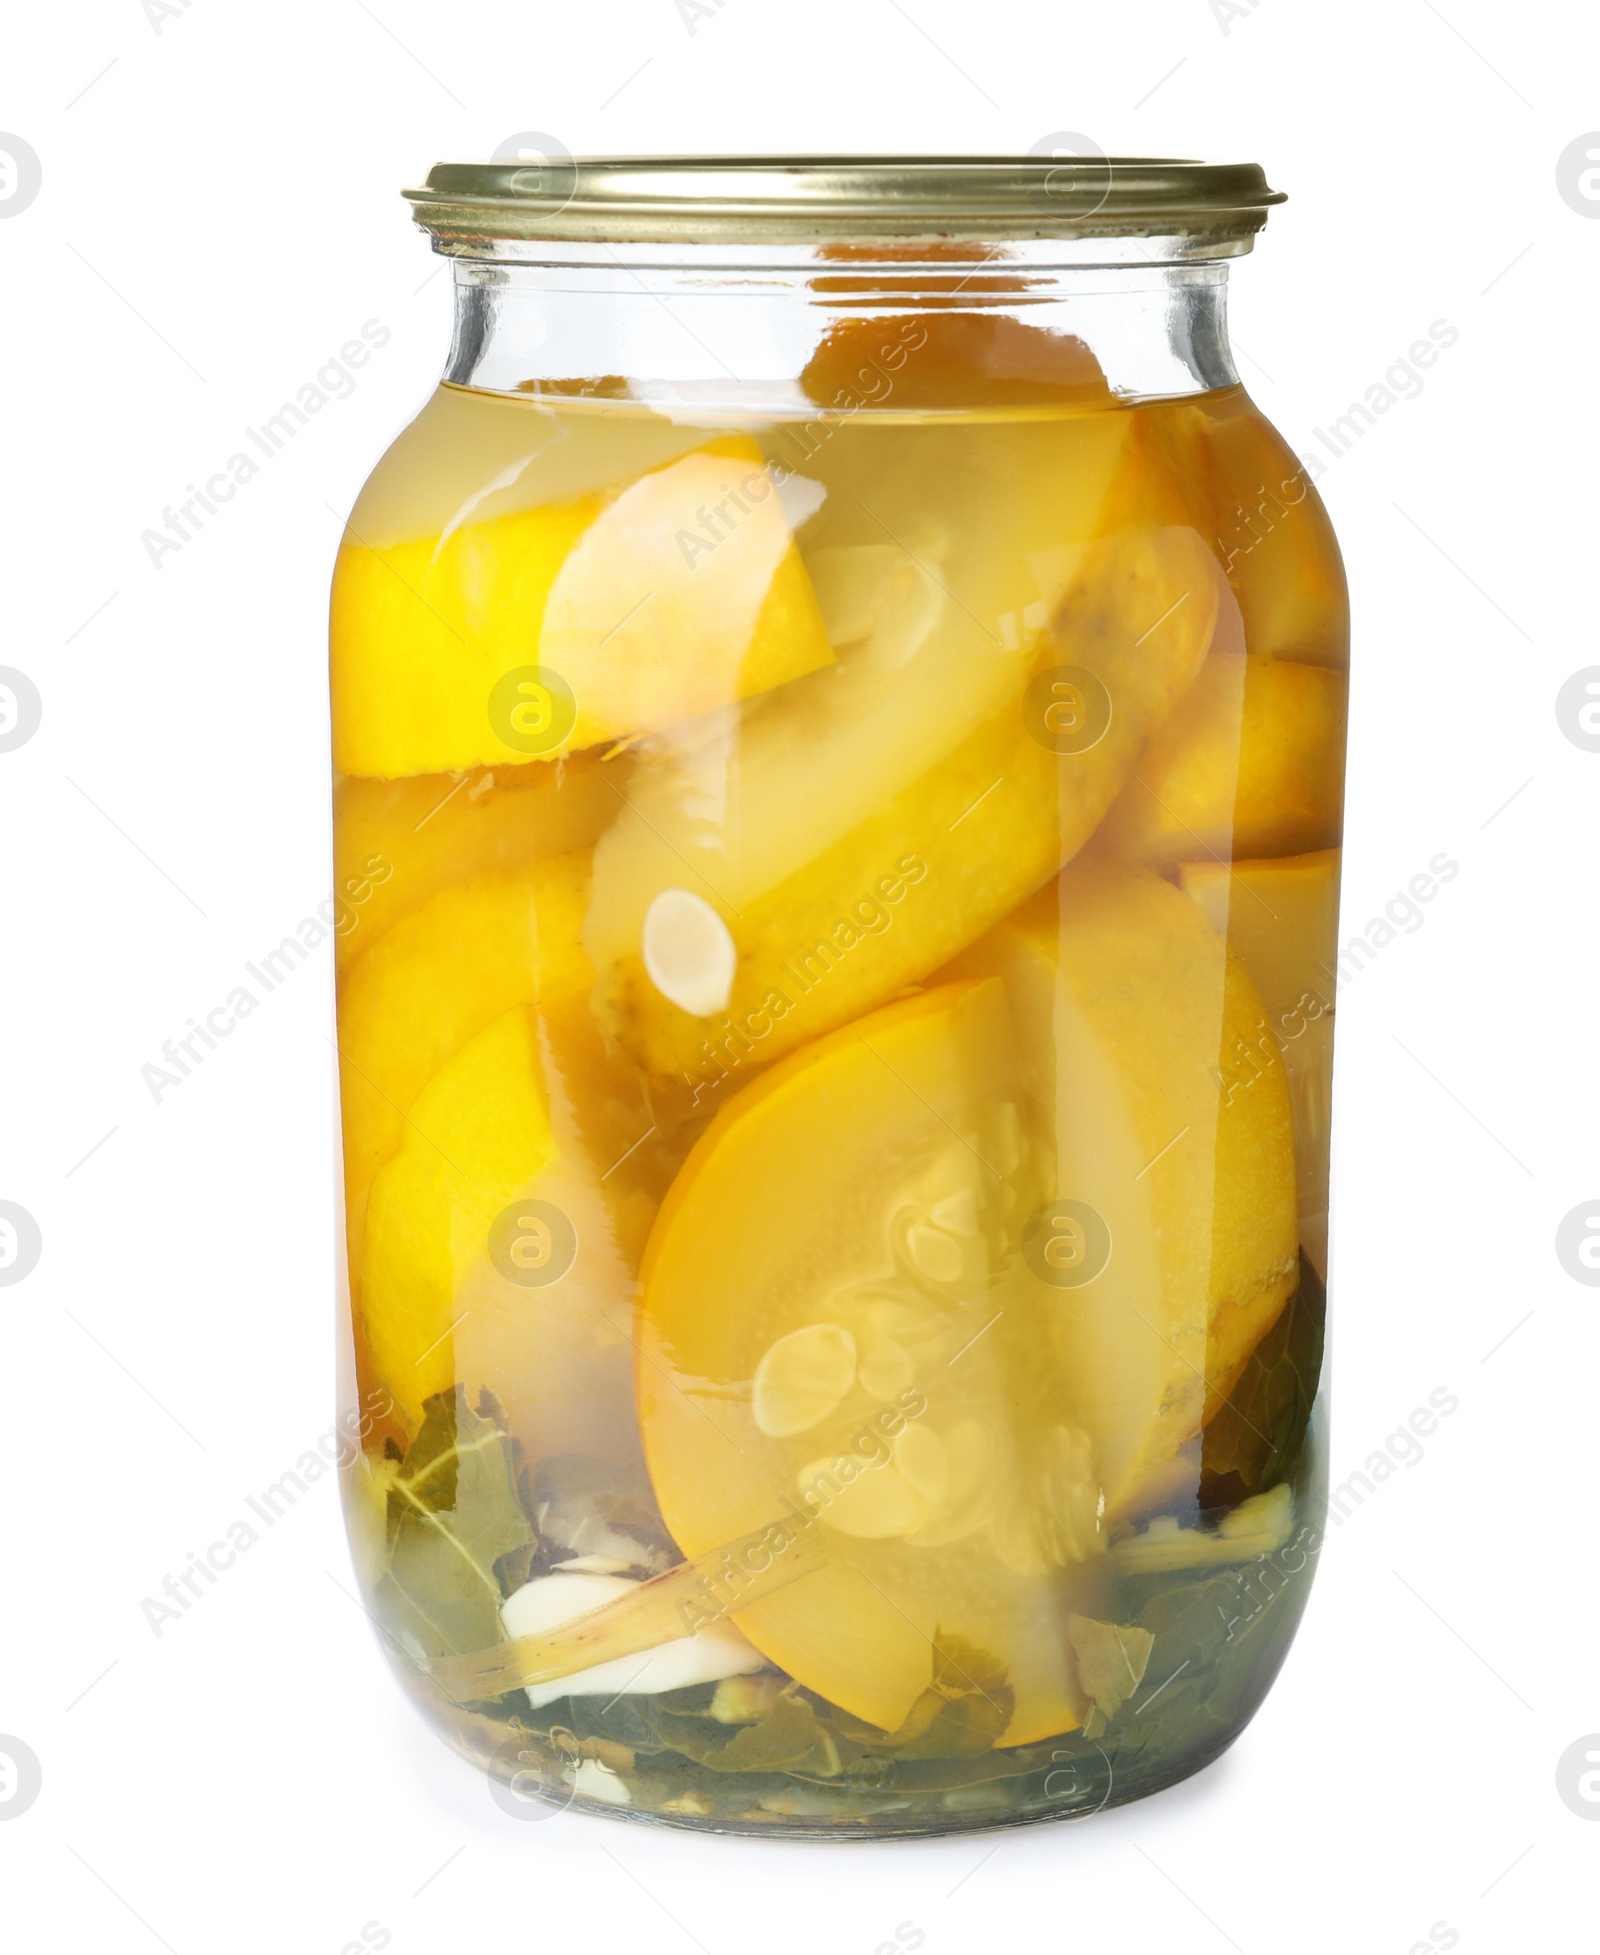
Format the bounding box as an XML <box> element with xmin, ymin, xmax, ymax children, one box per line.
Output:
<box><xmin>3</xmin><ymin>2</ymin><xmax>1596</xmax><ymax>1950</ymax></box>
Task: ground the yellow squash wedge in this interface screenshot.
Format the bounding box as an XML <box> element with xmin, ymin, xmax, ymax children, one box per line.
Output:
<box><xmin>1180</xmin><ymin>848</ymin><xmax>1341</xmax><ymax>1273</ymax></box>
<box><xmin>361</xmin><ymin>1004</ymin><xmax>639</xmax><ymax>1459</ymax></box>
<box><xmin>947</xmin><ymin>861</ymin><xmax>1299</xmax><ymax>1519</ymax></box>
<box><xmin>336</xmin><ymin>853</ymin><xmax>592</xmax><ymax>1287</ymax></box>
<box><xmin>1095</xmin><ymin>652</ymin><xmax>1346</xmax><ymax>864</ymax></box>
<box><xmin>587</xmin><ymin>403</ymin><xmax>1220</xmax><ymax>1110</ymax></box>
<box><xmin>331</xmin><ymin>435</ymin><xmax>835</xmax><ymax>779</ymax></box>
<box><xmin>638</xmin><ymin>978</ymin><xmax>1114</xmax><ymax>1745</ymax></box>
<box><xmin>331</xmin><ymin>749</ymin><xmax>621</xmax><ymax>971</ymax></box>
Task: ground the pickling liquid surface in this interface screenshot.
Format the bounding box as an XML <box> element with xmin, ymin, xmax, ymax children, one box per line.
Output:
<box><xmin>332</xmin><ymin>363</ymin><xmax>1346</xmax><ymax>1834</ymax></box>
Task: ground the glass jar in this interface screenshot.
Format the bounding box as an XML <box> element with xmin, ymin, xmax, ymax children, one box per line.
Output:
<box><xmin>332</xmin><ymin>156</ymin><xmax>1346</xmax><ymax>1838</ymax></box>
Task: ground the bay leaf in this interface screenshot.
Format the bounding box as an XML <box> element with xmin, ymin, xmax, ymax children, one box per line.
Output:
<box><xmin>864</xmin><ymin>1635</ymin><xmax>1014</xmax><ymax>1759</ymax></box>
<box><xmin>640</xmin><ymin>1688</ymin><xmax>844</xmax><ymax>1776</ymax></box>
<box><xmin>1068</xmin><ymin>1614</ymin><xmax>1154</xmax><ymax>1737</ymax></box>
<box><xmin>374</xmin><ymin>1387</ymin><xmax>536</xmax><ymax>1662</ymax></box>
<box><xmin>1202</xmin><ymin>1252</ymin><xmax>1326</xmax><ymax>1505</ymax></box>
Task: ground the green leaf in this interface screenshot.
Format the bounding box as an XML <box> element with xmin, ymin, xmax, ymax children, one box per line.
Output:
<box><xmin>1093</xmin><ymin>1526</ymin><xmax>1318</xmax><ymax>1779</ymax></box>
<box><xmin>1067</xmin><ymin>1615</ymin><xmax>1154</xmax><ymax>1737</ymax></box>
<box><xmin>640</xmin><ymin>1688</ymin><xmax>845</xmax><ymax>1776</ymax></box>
<box><xmin>863</xmin><ymin>1635</ymin><xmax>1014</xmax><ymax>1759</ymax></box>
<box><xmin>626</xmin><ymin>1636</ymin><xmax>1014</xmax><ymax>1781</ymax></box>
<box><xmin>1202</xmin><ymin>1253</ymin><xmax>1326</xmax><ymax>1506</ymax></box>
<box><xmin>374</xmin><ymin>1387</ymin><xmax>537</xmax><ymax>1662</ymax></box>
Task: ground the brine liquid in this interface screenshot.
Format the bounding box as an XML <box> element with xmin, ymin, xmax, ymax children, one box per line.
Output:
<box><xmin>333</xmin><ymin>375</ymin><xmax>1345</xmax><ymax>1835</ymax></box>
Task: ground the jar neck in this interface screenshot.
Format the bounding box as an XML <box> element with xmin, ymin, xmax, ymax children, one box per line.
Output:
<box><xmin>441</xmin><ymin>251</ymin><xmax>1239</xmax><ymax>412</ymax></box>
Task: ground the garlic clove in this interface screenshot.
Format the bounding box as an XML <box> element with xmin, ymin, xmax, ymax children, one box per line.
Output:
<box><xmin>501</xmin><ymin>1571</ymin><xmax>766</xmax><ymax>1710</ymax></box>
<box><xmin>641</xmin><ymin>887</ymin><xmax>736</xmax><ymax>1017</ymax></box>
<box><xmin>570</xmin><ymin>1758</ymin><xmax>632</xmax><ymax>1805</ymax></box>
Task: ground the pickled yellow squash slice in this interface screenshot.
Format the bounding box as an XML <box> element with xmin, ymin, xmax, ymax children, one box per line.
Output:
<box><xmin>331</xmin><ymin>749</ymin><xmax>621</xmax><ymax>971</ymax></box>
<box><xmin>336</xmin><ymin>852</ymin><xmax>592</xmax><ymax>1286</ymax></box>
<box><xmin>361</xmin><ymin>1003</ymin><xmax>640</xmax><ymax>1462</ymax></box>
<box><xmin>637</xmin><ymin>978</ymin><xmax>1113</xmax><ymax>1744</ymax></box>
<box><xmin>1180</xmin><ymin>848</ymin><xmax>1341</xmax><ymax>1275</ymax></box>
<box><xmin>588</xmin><ymin>412</ymin><xmax>1221</xmax><ymax>1103</ymax></box>
<box><xmin>331</xmin><ymin>434</ymin><xmax>834</xmax><ymax>778</ymax></box>
<box><xmin>1187</xmin><ymin>388</ymin><xmax>1350</xmax><ymax>668</ymax></box>
<box><xmin>948</xmin><ymin>861</ymin><xmax>1300</xmax><ymax>1519</ymax></box>
<box><xmin>1095</xmin><ymin>652</ymin><xmax>1347</xmax><ymax>864</ymax></box>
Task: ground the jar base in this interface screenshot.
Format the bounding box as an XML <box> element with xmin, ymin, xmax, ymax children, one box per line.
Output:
<box><xmin>438</xmin><ymin>1689</ymin><xmax>1250</xmax><ymax>1842</ymax></box>
<box><xmin>558</xmin><ymin>1734</ymin><xmax>1240</xmax><ymax>1840</ymax></box>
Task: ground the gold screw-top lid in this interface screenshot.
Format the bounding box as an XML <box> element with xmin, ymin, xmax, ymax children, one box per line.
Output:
<box><xmin>404</xmin><ymin>154</ymin><xmax>1285</xmax><ymax>255</ymax></box>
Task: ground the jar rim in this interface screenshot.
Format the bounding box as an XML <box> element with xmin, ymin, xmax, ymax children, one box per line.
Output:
<box><xmin>403</xmin><ymin>154</ymin><xmax>1285</xmax><ymax>255</ymax></box>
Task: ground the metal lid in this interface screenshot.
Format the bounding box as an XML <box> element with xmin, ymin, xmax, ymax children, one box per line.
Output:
<box><xmin>404</xmin><ymin>154</ymin><xmax>1285</xmax><ymax>255</ymax></box>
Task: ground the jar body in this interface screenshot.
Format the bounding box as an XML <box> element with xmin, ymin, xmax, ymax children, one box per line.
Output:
<box><xmin>332</xmin><ymin>249</ymin><xmax>1345</xmax><ymax>1836</ymax></box>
